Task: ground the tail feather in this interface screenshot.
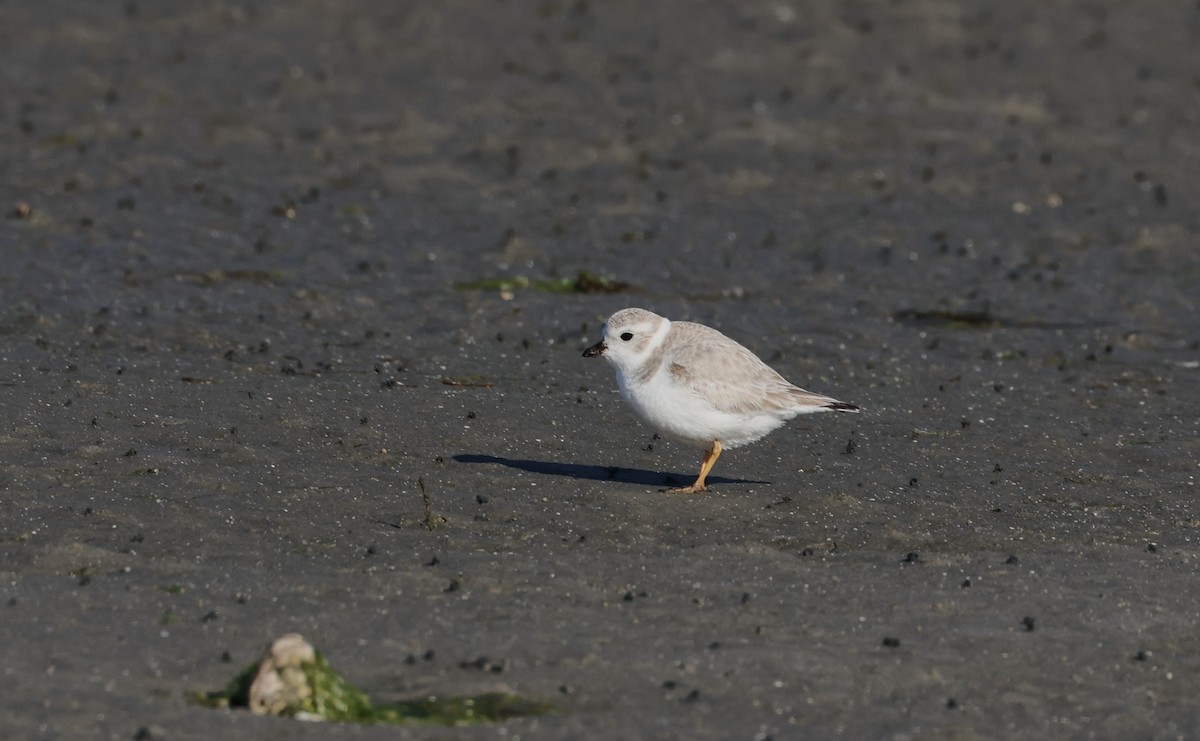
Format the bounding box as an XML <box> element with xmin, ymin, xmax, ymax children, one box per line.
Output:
<box><xmin>786</xmin><ymin>386</ymin><xmax>861</xmax><ymax>413</ymax></box>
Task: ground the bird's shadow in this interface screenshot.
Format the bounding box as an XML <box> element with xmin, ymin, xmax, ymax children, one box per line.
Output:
<box><xmin>453</xmin><ymin>454</ymin><xmax>767</xmax><ymax>487</ymax></box>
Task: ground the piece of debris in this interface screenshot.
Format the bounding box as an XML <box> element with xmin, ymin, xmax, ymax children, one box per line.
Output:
<box><xmin>196</xmin><ymin>633</ymin><xmax>553</xmax><ymax>724</ymax></box>
<box><xmin>441</xmin><ymin>375</ymin><xmax>495</xmax><ymax>388</ymax></box>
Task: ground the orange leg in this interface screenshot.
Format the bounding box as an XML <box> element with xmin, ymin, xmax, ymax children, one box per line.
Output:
<box><xmin>667</xmin><ymin>440</ymin><xmax>722</xmax><ymax>494</ymax></box>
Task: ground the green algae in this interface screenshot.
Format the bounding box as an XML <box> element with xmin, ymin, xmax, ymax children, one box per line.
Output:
<box><xmin>455</xmin><ymin>270</ymin><xmax>630</xmax><ymax>294</ymax></box>
<box><xmin>196</xmin><ymin>637</ymin><xmax>554</xmax><ymax>726</ymax></box>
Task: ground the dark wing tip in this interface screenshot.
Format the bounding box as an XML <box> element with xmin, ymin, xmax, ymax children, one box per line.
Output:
<box><xmin>827</xmin><ymin>401</ymin><xmax>861</xmax><ymax>413</ymax></box>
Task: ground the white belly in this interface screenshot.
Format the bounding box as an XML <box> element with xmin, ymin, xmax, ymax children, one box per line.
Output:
<box><xmin>616</xmin><ymin>367</ymin><xmax>791</xmax><ymax>449</ymax></box>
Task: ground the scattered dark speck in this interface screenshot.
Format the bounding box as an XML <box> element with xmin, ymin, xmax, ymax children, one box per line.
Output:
<box><xmin>444</xmin><ymin>579</ymin><xmax>460</xmax><ymax>593</ymax></box>
<box><xmin>683</xmin><ymin>689</ymin><xmax>701</xmax><ymax>703</ymax></box>
<box><xmin>476</xmin><ymin>494</ymin><xmax>489</xmax><ymax>504</ymax></box>
<box><xmin>902</xmin><ymin>552</ymin><xmax>920</xmax><ymax>563</ymax></box>
<box><xmin>1021</xmin><ymin>615</ymin><xmax>1036</xmax><ymax>631</ymax></box>
<box><xmin>1005</xmin><ymin>555</ymin><xmax>1020</xmax><ymax>565</ymax></box>
<box><xmin>961</xmin><ymin>579</ymin><xmax>971</xmax><ymax>588</ymax></box>
<box><xmin>1082</xmin><ymin>29</ymin><xmax>1108</xmax><ymax>50</ymax></box>
<box><xmin>459</xmin><ymin>656</ymin><xmax>505</xmax><ymax>673</ymax></box>
<box><xmin>882</xmin><ymin>636</ymin><xmax>901</xmax><ymax>648</ymax></box>
<box><xmin>946</xmin><ymin>697</ymin><xmax>959</xmax><ymax>709</ymax></box>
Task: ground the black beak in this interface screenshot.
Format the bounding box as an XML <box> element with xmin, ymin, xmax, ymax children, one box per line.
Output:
<box><xmin>582</xmin><ymin>340</ymin><xmax>606</xmax><ymax>358</ymax></box>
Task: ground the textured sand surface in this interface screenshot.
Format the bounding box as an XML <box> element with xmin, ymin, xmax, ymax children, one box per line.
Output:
<box><xmin>2</xmin><ymin>2</ymin><xmax>1198</xmax><ymax>738</ymax></box>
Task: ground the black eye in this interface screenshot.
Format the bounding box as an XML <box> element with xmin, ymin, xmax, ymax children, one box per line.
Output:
<box><xmin>620</xmin><ymin>332</ymin><xmax>633</xmax><ymax>341</ymax></box>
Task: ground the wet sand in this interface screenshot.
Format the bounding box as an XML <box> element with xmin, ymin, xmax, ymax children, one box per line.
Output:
<box><xmin>2</xmin><ymin>1</ymin><xmax>1198</xmax><ymax>738</ymax></box>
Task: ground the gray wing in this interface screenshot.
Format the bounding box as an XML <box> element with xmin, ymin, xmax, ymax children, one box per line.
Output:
<box><xmin>666</xmin><ymin>331</ymin><xmax>843</xmax><ymax>416</ymax></box>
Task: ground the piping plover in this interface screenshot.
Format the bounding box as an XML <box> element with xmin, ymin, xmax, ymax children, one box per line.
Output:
<box><xmin>583</xmin><ymin>307</ymin><xmax>859</xmax><ymax>493</ymax></box>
